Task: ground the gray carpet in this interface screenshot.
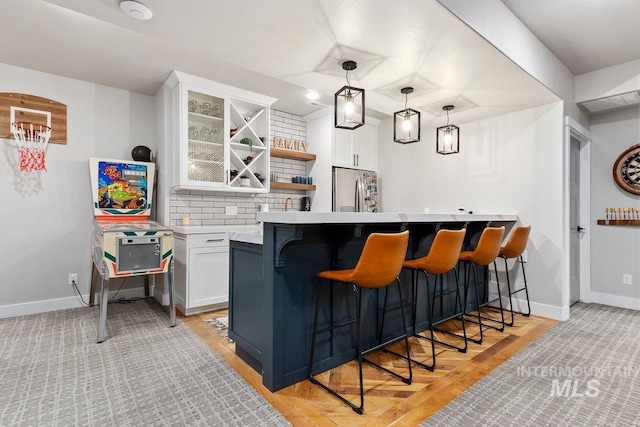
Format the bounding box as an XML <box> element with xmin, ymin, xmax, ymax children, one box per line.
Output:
<box><xmin>0</xmin><ymin>299</ymin><xmax>289</xmax><ymax>427</ymax></box>
<box><xmin>423</xmin><ymin>303</ymin><xmax>640</xmax><ymax>426</ymax></box>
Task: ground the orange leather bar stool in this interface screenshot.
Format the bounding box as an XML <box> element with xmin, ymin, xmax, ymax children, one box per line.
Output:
<box><xmin>499</xmin><ymin>225</ymin><xmax>532</xmax><ymax>326</ymax></box>
<box><xmin>308</xmin><ymin>231</ymin><xmax>411</xmax><ymax>415</ymax></box>
<box><xmin>400</xmin><ymin>228</ymin><xmax>467</xmax><ymax>370</ymax></box>
<box><xmin>458</xmin><ymin>226</ymin><xmax>505</xmax><ymax>345</ymax></box>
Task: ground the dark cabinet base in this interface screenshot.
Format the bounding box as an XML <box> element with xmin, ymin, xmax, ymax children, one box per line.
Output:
<box><xmin>229</xmin><ymin>219</ymin><xmax>515</xmax><ymax>392</ymax></box>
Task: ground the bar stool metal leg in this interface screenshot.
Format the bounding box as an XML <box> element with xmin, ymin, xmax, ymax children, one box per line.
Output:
<box><xmin>429</xmin><ymin>268</ymin><xmax>468</xmax><ymax>353</ymax></box>
<box><xmin>309</xmin><ymin>278</ymin><xmax>412</xmax><ymax>415</ymax></box>
<box><xmin>463</xmin><ymin>261</ymin><xmax>506</xmax><ymax>344</ymax></box>
<box><xmin>502</xmin><ymin>254</ymin><xmax>531</xmax><ymax>326</ymax></box>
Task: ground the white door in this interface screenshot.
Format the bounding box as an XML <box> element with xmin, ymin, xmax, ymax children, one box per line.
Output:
<box><xmin>569</xmin><ymin>137</ymin><xmax>582</xmax><ymax>305</ymax></box>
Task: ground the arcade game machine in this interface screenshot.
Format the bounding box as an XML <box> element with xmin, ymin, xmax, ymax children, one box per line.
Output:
<box><xmin>89</xmin><ymin>157</ymin><xmax>175</xmax><ymax>343</ymax></box>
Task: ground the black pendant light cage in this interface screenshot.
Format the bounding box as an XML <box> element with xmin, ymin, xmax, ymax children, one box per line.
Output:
<box><xmin>436</xmin><ymin>105</ymin><xmax>459</xmax><ymax>154</ymax></box>
<box><xmin>334</xmin><ymin>60</ymin><xmax>365</xmax><ymax>130</ymax></box>
<box><xmin>394</xmin><ymin>87</ymin><xmax>421</xmax><ymax>144</ymax></box>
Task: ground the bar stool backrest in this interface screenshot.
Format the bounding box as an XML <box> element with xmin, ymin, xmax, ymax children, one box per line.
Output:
<box><xmin>500</xmin><ymin>225</ymin><xmax>531</xmax><ymax>259</ymax></box>
<box><xmin>423</xmin><ymin>229</ymin><xmax>466</xmax><ymax>274</ymax></box>
<box><xmin>466</xmin><ymin>226</ymin><xmax>505</xmax><ymax>266</ymax></box>
<box><xmin>350</xmin><ymin>230</ymin><xmax>410</xmax><ymax>288</ymax></box>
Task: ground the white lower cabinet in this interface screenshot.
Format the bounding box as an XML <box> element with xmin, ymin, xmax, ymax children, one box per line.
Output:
<box><xmin>174</xmin><ymin>232</ymin><xmax>229</xmax><ymax>315</ymax></box>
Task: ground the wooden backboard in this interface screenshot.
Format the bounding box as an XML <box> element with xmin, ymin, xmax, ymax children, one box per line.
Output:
<box><xmin>0</xmin><ymin>93</ymin><xmax>67</xmax><ymax>144</ymax></box>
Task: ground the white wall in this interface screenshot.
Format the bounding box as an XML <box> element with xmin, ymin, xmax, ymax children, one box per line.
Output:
<box><xmin>0</xmin><ymin>63</ymin><xmax>156</xmax><ymax>317</ymax></box>
<box><xmin>379</xmin><ymin>102</ymin><xmax>567</xmax><ymax>318</ymax></box>
<box><xmin>589</xmin><ymin>106</ymin><xmax>640</xmax><ymax>309</ymax></box>
<box><xmin>436</xmin><ymin>0</ymin><xmax>587</xmax><ymax>127</ymax></box>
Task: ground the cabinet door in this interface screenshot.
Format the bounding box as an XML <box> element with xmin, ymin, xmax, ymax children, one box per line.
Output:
<box><xmin>332</xmin><ymin>127</ymin><xmax>355</xmax><ymax>167</ymax></box>
<box><xmin>187</xmin><ymin>245</ymin><xmax>229</xmax><ymax>308</ymax></box>
<box><xmin>179</xmin><ymin>86</ymin><xmax>229</xmax><ymax>189</ymax></box>
<box><xmin>353</xmin><ymin>123</ymin><xmax>378</xmax><ymax>171</ymax></box>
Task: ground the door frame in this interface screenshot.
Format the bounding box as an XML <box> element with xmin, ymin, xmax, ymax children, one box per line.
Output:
<box><xmin>563</xmin><ymin>116</ymin><xmax>592</xmax><ymax>310</ymax></box>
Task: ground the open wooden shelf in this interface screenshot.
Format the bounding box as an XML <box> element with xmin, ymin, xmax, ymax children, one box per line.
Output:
<box><xmin>270</xmin><ymin>147</ymin><xmax>316</xmax><ymax>161</ymax></box>
<box><xmin>597</xmin><ymin>219</ymin><xmax>640</xmax><ymax>226</ymax></box>
<box><xmin>270</xmin><ymin>181</ymin><xmax>316</xmax><ymax>191</ymax></box>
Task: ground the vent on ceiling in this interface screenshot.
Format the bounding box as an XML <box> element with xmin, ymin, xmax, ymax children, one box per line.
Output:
<box><xmin>307</xmin><ymin>100</ymin><xmax>327</xmax><ymax>108</ymax></box>
<box><xmin>581</xmin><ymin>92</ymin><xmax>640</xmax><ymax>113</ymax></box>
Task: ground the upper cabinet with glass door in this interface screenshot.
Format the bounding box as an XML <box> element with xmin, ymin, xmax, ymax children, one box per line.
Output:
<box><xmin>164</xmin><ymin>71</ymin><xmax>276</xmax><ymax>192</ymax></box>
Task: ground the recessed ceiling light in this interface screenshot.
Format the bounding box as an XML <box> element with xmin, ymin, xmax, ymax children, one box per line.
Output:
<box><xmin>120</xmin><ymin>0</ymin><xmax>153</xmax><ymax>20</ymax></box>
<box><xmin>305</xmin><ymin>90</ymin><xmax>319</xmax><ymax>101</ymax></box>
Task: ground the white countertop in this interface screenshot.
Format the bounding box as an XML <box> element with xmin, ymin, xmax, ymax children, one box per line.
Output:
<box><xmin>229</xmin><ymin>230</ymin><xmax>263</xmax><ymax>245</ymax></box>
<box><xmin>256</xmin><ymin>212</ymin><xmax>518</xmax><ymax>224</ymax></box>
<box><xmin>173</xmin><ymin>224</ymin><xmax>262</xmax><ymax>235</ymax></box>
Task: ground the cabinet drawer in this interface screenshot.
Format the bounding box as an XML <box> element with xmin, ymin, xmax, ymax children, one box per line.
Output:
<box><xmin>188</xmin><ymin>233</ymin><xmax>228</xmax><ymax>248</ymax></box>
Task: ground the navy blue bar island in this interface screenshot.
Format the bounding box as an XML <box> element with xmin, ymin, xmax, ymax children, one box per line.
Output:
<box><xmin>228</xmin><ymin>212</ymin><xmax>517</xmax><ymax>392</ymax></box>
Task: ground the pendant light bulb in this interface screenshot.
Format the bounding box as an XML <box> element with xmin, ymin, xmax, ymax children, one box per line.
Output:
<box><xmin>402</xmin><ymin>113</ymin><xmax>412</xmax><ymax>131</ymax></box>
<box><xmin>444</xmin><ymin>128</ymin><xmax>453</xmax><ymax>151</ymax></box>
<box><xmin>344</xmin><ymin>94</ymin><xmax>355</xmax><ymax>116</ymax></box>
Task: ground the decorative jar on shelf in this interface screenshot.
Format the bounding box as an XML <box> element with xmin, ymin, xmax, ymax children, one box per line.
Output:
<box><xmin>240</xmin><ymin>176</ymin><xmax>251</xmax><ymax>187</ymax></box>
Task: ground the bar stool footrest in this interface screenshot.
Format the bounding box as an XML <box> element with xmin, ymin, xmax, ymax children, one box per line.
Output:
<box><xmin>309</xmin><ymin>376</ymin><xmax>363</xmax><ymax>414</ymax></box>
<box><xmin>431</xmin><ymin>325</ymin><xmax>468</xmax><ymax>352</ymax></box>
<box><xmin>463</xmin><ymin>313</ymin><xmax>504</xmax><ymax>332</ymax></box>
<box><xmin>382</xmin><ymin>345</ymin><xmax>435</xmax><ymax>371</ymax></box>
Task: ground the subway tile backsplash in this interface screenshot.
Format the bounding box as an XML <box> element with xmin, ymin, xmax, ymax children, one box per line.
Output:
<box><xmin>169</xmin><ymin>109</ymin><xmax>310</xmax><ymax>227</ymax></box>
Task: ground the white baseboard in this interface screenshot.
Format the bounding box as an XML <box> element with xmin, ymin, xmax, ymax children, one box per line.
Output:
<box><xmin>486</xmin><ymin>291</ymin><xmax>568</xmax><ymax>321</ymax></box>
<box><xmin>590</xmin><ymin>292</ymin><xmax>640</xmax><ymax>311</ymax></box>
<box><xmin>0</xmin><ymin>286</ymin><xmax>152</xmax><ymax>319</ymax></box>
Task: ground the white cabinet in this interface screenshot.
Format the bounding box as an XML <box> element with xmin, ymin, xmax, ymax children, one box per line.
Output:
<box><xmin>332</xmin><ymin>121</ymin><xmax>379</xmax><ymax>171</ymax></box>
<box><xmin>174</xmin><ymin>232</ymin><xmax>229</xmax><ymax>315</ymax></box>
<box><xmin>164</xmin><ymin>70</ymin><xmax>277</xmax><ymax>192</ymax></box>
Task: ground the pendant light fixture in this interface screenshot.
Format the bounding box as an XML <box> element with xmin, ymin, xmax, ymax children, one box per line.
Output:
<box><xmin>436</xmin><ymin>105</ymin><xmax>459</xmax><ymax>154</ymax></box>
<box><xmin>394</xmin><ymin>87</ymin><xmax>420</xmax><ymax>144</ymax></box>
<box><xmin>334</xmin><ymin>60</ymin><xmax>365</xmax><ymax>130</ymax></box>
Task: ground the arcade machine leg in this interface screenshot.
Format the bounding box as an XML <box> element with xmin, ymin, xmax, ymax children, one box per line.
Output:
<box><xmin>97</xmin><ymin>261</ymin><xmax>109</xmax><ymax>343</ymax></box>
<box><xmin>169</xmin><ymin>257</ymin><xmax>176</xmax><ymax>327</ymax></box>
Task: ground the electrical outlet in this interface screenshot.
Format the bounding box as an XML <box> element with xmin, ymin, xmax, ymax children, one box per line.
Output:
<box><xmin>225</xmin><ymin>206</ymin><xmax>238</xmax><ymax>215</ymax></box>
<box><xmin>68</xmin><ymin>273</ymin><xmax>78</xmax><ymax>285</ymax></box>
<box><xmin>623</xmin><ymin>274</ymin><xmax>632</xmax><ymax>286</ymax></box>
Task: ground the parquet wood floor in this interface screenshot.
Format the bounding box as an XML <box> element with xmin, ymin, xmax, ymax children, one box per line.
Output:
<box><xmin>182</xmin><ymin>309</ymin><xmax>556</xmax><ymax>426</ymax></box>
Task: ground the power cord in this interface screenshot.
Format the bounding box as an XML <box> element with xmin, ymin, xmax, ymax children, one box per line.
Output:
<box><xmin>72</xmin><ymin>280</ymin><xmax>90</xmax><ymax>306</ymax></box>
<box><xmin>72</xmin><ymin>276</ymin><xmax>145</xmax><ymax>306</ymax></box>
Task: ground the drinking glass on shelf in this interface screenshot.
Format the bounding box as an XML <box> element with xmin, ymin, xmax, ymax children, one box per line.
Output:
<box><xmin>188</xmin><ymin>100</ymin><xmax>198</xmax><ymax>112</ymax></box>
<box><xmin>199</xmin><ymin>127</ymin><xmax>211</xmax><ymax>141</ymax></box>
<box><xmin>188</xmin><ymin>126</ymin><xmax>198</xmax><ymax>139</ymax></box>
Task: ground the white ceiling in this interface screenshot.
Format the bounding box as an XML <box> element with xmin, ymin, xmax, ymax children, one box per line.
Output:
<box><xmin>501</xmin><ymin>0</ymin><xmax>640</xmax><ymax>76</ymax></box>
<box><xmin>0</xmin><ymin>0</ymin><xmax>583</xmax><ymax>123</ymax></box>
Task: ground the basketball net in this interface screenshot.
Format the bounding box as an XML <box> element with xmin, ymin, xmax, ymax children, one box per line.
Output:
<box><xmin>10</xmin><ymin>122</ymin><xmax>51</xmax><ymax>172</ymax></box>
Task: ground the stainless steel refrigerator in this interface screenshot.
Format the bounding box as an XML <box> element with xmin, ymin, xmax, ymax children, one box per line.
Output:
<box><xmin>332</xmin><ymin>167</ymin><xmax>379</xmax><ymax>212</ymax></box>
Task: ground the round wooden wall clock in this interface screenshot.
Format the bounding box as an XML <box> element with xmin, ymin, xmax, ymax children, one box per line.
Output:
<box><xmin>613</xmin><ymin>144</ymin><xmax>640</xmax><ymax>195</ymax></box>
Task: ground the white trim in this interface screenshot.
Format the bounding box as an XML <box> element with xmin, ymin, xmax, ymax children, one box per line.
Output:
<box><xmin>528</xmin><ymin>299</ymin><xmax>569</xmax><ymax>321</ymax></box>
<box><xmin>591</xmin><ymin>292</ymin><xmax>640</xmax><ymax>311</ymax></box>
<box><xmin>494</xmin><ymin>295</ymin><xmax>569</xmax><ymax>321</ymax></box>
<box><xmin>0</xmin><ymin>286</ymin><xmax>150</xmax><ymax>319</ymax></box>
<box><xmin>484</xmin><ymin>291</ymin><xmax>568</xmax><ymax>321</ymax></box>
<box><xmin>564</xmin><ymin>116</ymin><xmax>593</xmax><ymax>304</ymax></box>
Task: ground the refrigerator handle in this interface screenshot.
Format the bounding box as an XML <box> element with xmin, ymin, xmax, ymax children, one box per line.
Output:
<box><xmin>355</xmin><ymin>176</ymin><xmax>364</xmax><ymax>212</ymax></box>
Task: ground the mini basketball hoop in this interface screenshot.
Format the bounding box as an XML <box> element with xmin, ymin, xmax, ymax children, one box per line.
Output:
<box><xmin>10</xmin><ymin>122</ymin><xmax>51</xmax><ymax>172</ymax></box>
